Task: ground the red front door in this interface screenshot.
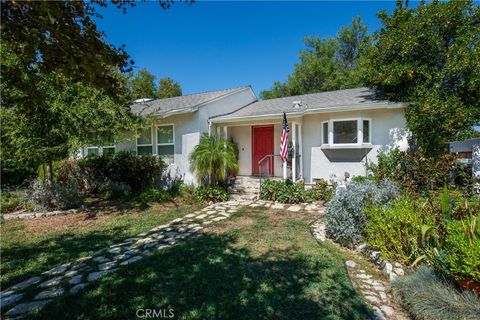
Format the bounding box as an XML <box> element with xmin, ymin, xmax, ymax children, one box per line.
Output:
<box><xmin>252</xmin><ymin>125</ymin><xmax>274</xmax><ymax>176</ymax></box>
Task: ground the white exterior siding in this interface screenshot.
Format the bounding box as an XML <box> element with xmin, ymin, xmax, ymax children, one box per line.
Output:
<box><xmin>304</xmin><ymin>108</ymin><xmax>408</xmax><ymax>183</ymax></box>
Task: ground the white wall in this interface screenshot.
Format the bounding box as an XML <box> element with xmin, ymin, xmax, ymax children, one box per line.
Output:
<box><xmin>305</xmin><ymin>108</ymin><xmax>407</xmax><ymax>183</ymax></box>
<box><xmin>198</xmin><ymin>88</ymin><xmax>257</xmax><ymax>133</ymax></box>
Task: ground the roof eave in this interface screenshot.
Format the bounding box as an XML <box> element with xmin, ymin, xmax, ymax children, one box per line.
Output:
<box><xmin>209</xmin><ymin>102</ymin><xmax>406</xmax><ymax>123</ymax></box>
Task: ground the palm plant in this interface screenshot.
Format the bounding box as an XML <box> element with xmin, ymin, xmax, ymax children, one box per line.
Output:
<box><xmin>189</xmin><ymin>133</ymin><xmax>238</xmax><ymax>186</ymax></box>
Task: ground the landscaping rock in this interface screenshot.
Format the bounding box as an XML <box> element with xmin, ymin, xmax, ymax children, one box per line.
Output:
<box><xmin>39</xmin><ymin>276</ymin><xmax>63</xmax><ymax>288</ymax></box>
<box><xmin>287</xmin><ymin>205</ymin><xmax>302</xmax><ymax>212</ymax></box>
<box><xmin>64</xmin><ymin>270</ymin><xmax>79</xmax><ymax>277</ymax></box>
<box><xmin>119</xmin><ymin>256</ymin><xmax>143</xmax><ymax>266</ymax></box>
<box><xmin>372</xmin><ymin>307</ymin><xmax>386</xmax><ymax>320</ymax></box>
<box><xmin>70</xmin><ymin>283</ymin><xmax>88</xmax><ymax>294</ymax></box>
<box><xmin>345</xmin><ymin>260</ymin><xmax>357</xmax><ymax>268</ymax></box>
<box><xmin>34</xmin><ymin>288</ymin><xmax>65</xmax><ymax>300</ymax></box>
<box><xmin>92</xmin><ymin>256</ymin><xmax>109</xmax><ymax>263</ymax></box>
<box><xmin>68</xmin><ymin>275</ymin><xmax>83</xmax><ymax>285</ymax></box>
<box><xmin>380</xmin><ymin>305</ymin><xmax>395</xmax><ymax>317</ymax></box>
<box><xmin>87</xmin><ymin>270</ymin><xmax>115</xmax><ymax>282</ymax></box>
<box><xmin>1</xmin><ymin>293</ymin><xmax>23</xmax><ymax>309</ymax></box>
<box><xmin>10</xmin><ymin>276</ymin><xmax>42</xmax><ymax>290</ymax></box>
<box><xmin>5</xmin><ymin>300</ymin><xmax>52</xmax><ymax>316</ymax></box>
<box><xmin>98</xmin><ymin>261</ymin><xmax>117</xmax><ymax>271</ymax></box>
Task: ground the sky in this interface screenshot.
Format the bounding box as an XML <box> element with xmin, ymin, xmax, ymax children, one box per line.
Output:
<box><xmin>96</xmin><ymin>1</ymin><xmax>400</xmax><ymax>96</ymax></box>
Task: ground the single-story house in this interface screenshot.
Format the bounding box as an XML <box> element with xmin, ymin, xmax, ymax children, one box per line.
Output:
<box><xmin>81</xmin><ymin>86</ymin><xmax>409</xmax><ymax>185</ymax></box>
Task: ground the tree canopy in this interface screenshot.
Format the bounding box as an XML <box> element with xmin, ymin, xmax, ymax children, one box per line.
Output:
<box><xmin>157</xmin><ymin>77</ymin><xmax>182</xmax><ymax>98</ymax></box>
<box><xmin>361</xmin><ymin>0</ymin><xmax>480</xmax><ymax>155</ymax></box>
<box><xmin>130</xmin><ymin>68</ymin><xmax>158</xmax><ymax>99</ymax></box>
<box><xmin>260</xmin><ymin>17</ymin><xmax>371</xmax><ymax>99</ymax></box>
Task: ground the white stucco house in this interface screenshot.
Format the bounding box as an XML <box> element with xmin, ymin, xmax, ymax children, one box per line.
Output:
<box><xmin>81</xmin><ymin>86</ymin><xmax>408</xmax><ymax>185</ymax></box>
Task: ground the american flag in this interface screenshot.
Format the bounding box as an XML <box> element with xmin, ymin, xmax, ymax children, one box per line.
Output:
<box><xmin>280</xmin><ymin>112</ymin><xmax>289</xmax><ymax>162</ymax></box>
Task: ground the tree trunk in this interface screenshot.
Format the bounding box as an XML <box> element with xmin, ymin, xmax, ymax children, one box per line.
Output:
<box><xmin>46</xmin><ymin>160</ymin><xmax>53</xmax><ymax>183</ymax></box>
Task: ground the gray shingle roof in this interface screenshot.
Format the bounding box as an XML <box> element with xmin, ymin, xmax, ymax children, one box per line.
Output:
<box><xmin>211</xmin><ymin>87</ymin><xmax>403</xmax><ymax>121</ymax></box>
<box><xmin>129</xmin><ymin>86</ymin><xmax>250</xmax><ymax>117</ymax></box>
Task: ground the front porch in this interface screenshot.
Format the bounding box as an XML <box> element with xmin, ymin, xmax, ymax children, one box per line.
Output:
<box><xmin>210</xmin><ymin>117</ymin><xmax>304</xmax><ymax>182</ymax></box>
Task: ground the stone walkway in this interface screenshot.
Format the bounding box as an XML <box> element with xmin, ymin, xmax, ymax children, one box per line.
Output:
<box><xmin>1</xmin><ymin>199</ymin><xmax>322</xmax><ymax>318</ymax></box>
<box><xmin>311</xmin><ymin>218</ymin><xmax>410</xmax><ymax>320</ymax></box>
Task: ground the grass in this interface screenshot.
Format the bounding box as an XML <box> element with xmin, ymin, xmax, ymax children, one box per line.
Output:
<box><xmin>0</xmin><ymin>201</ymin><xmax>199</xmax><ymax>289</ymax></box>
<box><xmin>24</xmin><ymin>206</ymin><xmax>371</xmax><ymax>319</ymax></box>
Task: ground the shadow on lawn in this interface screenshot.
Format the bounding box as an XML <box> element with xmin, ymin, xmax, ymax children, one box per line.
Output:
<box><xmin>32</xmin><ymin>233</ymin><xmax>372</xmax><ymax>320</ymax></box>
<box><xmin>1</xmin><ymin>226</ymin><xmax>128</xmax><ymax>288</ymax></box>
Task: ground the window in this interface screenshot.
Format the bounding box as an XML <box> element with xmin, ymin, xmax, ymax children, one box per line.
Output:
<box><xmin>363</xmin><ymin>120</ymin><xmax>370</xmax><ymax>143</ymax></box>
<box><xmin>157</xmin><ymin>125</ymin><xmax>174</xmax><ymax>164</ymax></box>
<box><xmin>103</xmin><ymin>146</ymin><xmax>115</xmax><ymax>155</ymax></box>
<box><xmin>86</xmin><ymin>147</ymin><xmax>99</xmax><ymax>156</ymax></box>
<box><xmin>333</xmin><ymin>120</ymin><xmax>358</xmax><ymax>144</ymax></box>
<box><xmin>322</xmin><ymin>122</ymin><xmax>328</xmax><ymax>144</ymax></box>
<box><xmin>137</xmin><ymin>127</ymin><xmax>153</xmax><ymax>155</ymax></box>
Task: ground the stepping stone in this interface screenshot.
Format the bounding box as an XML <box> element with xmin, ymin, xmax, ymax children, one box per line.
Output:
<box><xmin>187</xmin><ymin>223</ymin><xmax>199</xmax><ymax>228</ymax></box>
<box><xmin>10</xmin><ymin>276</ymin><xmax>42</xmax><ymax>290</ymax></box>
<box><xmin>212</xmin><ymin>216</ymin><xmax>227</xmax><ymax>222</ymax></box>
<box><xmin>165</xmin><ymin>232</ymin><xmax>177</xmax><ymax>238</ymax></box>
<box><xmin>0</xmin><ymin>290</ymin><xmax>15</xmax><ymax>297</ymax></box>
<box><xmin>108</xmin><ymin>247</ymin><xmax>122</xmax><ymax>254</ymax></box>
<box><xmin>178</xmin><ymin>232</ymin><xmax>192</xmax><ymax>239</ymax></box>
<box><xmin>87</xmin><ymin>269</ymin><xmax>117</xmax><ymax>282</ymax></box>
<box><xmin>184</xmin><ymin>214</ymin><xmax>195</xmax><ymax>218</ymax></box>
<box><xmin>92</xmin><ymin>256</ymin><xmax>109</xmax><ymax>263</ymax></box>
<box><xmin>70</xmin><ymin>283</ymin><xmax>88</xmax><ymax>294</ymax></box>
<box><xmin>365</xmin><ymin>295</ymin><xmax>381</xmax><ymax>305</ymax></box>
<box><xmin>5</xmin><ymin>300</ymin><xmax>52</xmax><ymax>316</ymax></box>
<box><xmin>1</xmin><ymin>293</ymin><xmax>23</xmax><ymax>309</ymax></box>
<box><xmin>93</xmin><ymin>249</ymin><xmax>106</xmax><ymax>255</ymax></box>
<box><xmin>142</xmin><ymin>250</ymin><xmax>153</xmax><ymax>256</ymax></box>
<box><xmin>120</xmin><ymin>256</ymin><xmax>143</xmax><ymax>266</ymax></box>
<box><xmin>218</xmin><ymin>212</ymin><xmax>230</xmax><ymax>217</ymax></box>
<box><xmin>143</xmin><ymin>241</ymin><xmax>159</xmax><ymax>249</ymax></box>
<box><xmin>196</xmin><ymin>214</ymin><xmax>207</xmax><ymax>219</ymax></box>
<box><xmin>124</xmin><ymin>248</ymin><xmax>140</xmax><ymax>255</ymax></box>
<box><xmin>68</xmin><ymin>275</ymin><xmax>83</xmax><ymax>285</ymax></box>
<box><xmin>202</xmin><ymin>221</ymin><xmax>213</xmax><ymax>225</ymax></box>
<box><xmin>345</xmin><ymin>260</ymin><xmax>357</xmax><ymax>268</ymax></box>
<box><xmin>113</xmin><ymin>254</ymin><xmax>129</xmax><ymax>261</ymax></box>
<box><xmin>379</xmin><ymin>291</ymin><xmax>388</xmax><ymax>301</ymax></box>
<box><xmin>98</xmin><ymin>261</ymin><xmax>117</xmax><ymax>271</ymax></box>
<box><xmin>157</xmin><ymin>244</ymin><xmax>170</xmax><ymax>251</ymax></box>
<box><xmin>227</xmin><ymin>209</ymin><xmax>237</xmax><ymax>213</ymax></box>
<box><xmin>190</xmin><ymin>226</ymin><xmax>203</xmax><ymax>232</ymax></box>
<box><xmin>43</xmin><ymin>263</ymin><xmax>70</xmax><ymax>276</ymax></box>
<box><xmin>171</xmin><ymin>218</ymin><xmax>183</xmax><ymax>223</ymax></box>
<box><xmin>356</xmin><ymin>274</ymin><xmax>372</xmax><ymax>279</ymax></box>
<box><xmin>76</xmin><ymin>256</ymin><xmax>92</xmax><ymax>263</ymax></box>
<box><xmin>249</xmin><ymin>203</ymin><xmax>260</xmax><ymax>207</ymax></box>
<box><xmin>271</xmin><ymin>204</ymin><xmax>284</xmax><ymax>209</ymax></box>
<box><xmin>64</xmin><ymin>270</ymin><xmax>79</xmax><ymax>277</ymax></box>
<box><xmin>137</xmin><ymin>232</ymin><xmax>148</xmax><ymax>237</ymax></box>
<box><xmin>109</xmin><ymin>242</ymin><xmax>128</xmax><ymax>249</ymax></box>
<box><xmin>287</xmin><ymin>205</ymin><xmax>301</xmax><ymax>212</ymax></box>
<box><xmin>39</xmin><ymin>276</ymin><xmax>63</xmax><ymax>288</ymax></box>
<box><xmin>380</xmin><ymin>305</ymin><xmax>394</xmax><ymax>317</ymax></box>
<box><xmin>35</xmin><ymin>288</ymin><xmax>64</xmax><ymax>300</ymax></box>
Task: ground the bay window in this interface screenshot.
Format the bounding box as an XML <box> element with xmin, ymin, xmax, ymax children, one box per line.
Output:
<box><xmin>321</xmin><ymin>118</ymin><xmax>371</xmax><ymax>145</ymax></box>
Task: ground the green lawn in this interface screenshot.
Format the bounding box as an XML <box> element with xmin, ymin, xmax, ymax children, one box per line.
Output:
<box><xmin>1</xmin><ymin>202</ymin><xmax>197</xmax><ymax>289</ymax></box>
<box><xmin>18</xmin><ymin>206</ymin><xmax>371</xmax><ymax>319</ymax></box>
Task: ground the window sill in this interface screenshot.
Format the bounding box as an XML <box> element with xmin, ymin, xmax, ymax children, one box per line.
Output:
<box><xmin>320</xmin><ymin>143</ymin><xmax>373</xmax><ymax>150</ymax></box>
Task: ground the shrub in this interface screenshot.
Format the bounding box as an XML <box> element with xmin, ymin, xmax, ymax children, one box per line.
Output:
<box><xmin>179</xmin><ymin>184</ymin><xmax>199</xmax><ymax>205</ymax></box>
<box><xmin>0</xmin><ymin>191</ymin><xmax>30</xmax><ymax>213</ymax></box>
<box><xmin>365</xmin><ymin>198</ymin><xmax>437</xmax><ymax>264</ymax></box>
<box><xmin>195</xmin><ymin>186</ymin><xmax>228</xmax><ymax>204</ymax></box>
<box><xmin>436</xmin><ymin>215</ymin><xmax>480</xmax><ymax>282</ymax></box>
<box><xmin>76</xmin><ymin>152</ymin><xmax>166</xmax><ymax>194</ymax></box>
<box><xmin>325</xmin><ymin>180</ymin><xmax>398</xmax><ymax>247</ymax></box>
<box><xmin>101</xmin><ymin>181</ymin><xmax>132</xmax><ymax>200</ymax></box>
<box><xmin>260</xmin><ymin>179</ymin><xmax>307</xmax><ymax>204</ymax></box>
<box><xmin>135</xmin><ymin>187</ymin><xmax>173</xmax><ymax>204</ymax></box>
<box><xmin>305</xmin><ymin>179</ymin><xmax>333</xmax><ymax>202</ymax></box>
<box><xmin>370</xmin><ymin>149</ymin><xmax>473</xmax><ymax>196</ymax></box>
<box><xmin>26</xmin><ymin>179</ymin><xmax>82</xmax><ymax>211</ymax></box>
<box><xmin>393</xmin><ymin>266</ymin><xmax>480</xmax><ymax>320</ymax></box>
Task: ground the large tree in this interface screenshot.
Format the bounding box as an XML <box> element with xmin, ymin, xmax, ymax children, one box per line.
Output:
<box><xmin>130</xmin><ymin>68</ymin><xmax>158</xmax><ymax>99</ymax></box>
<box><xmin>0</xmin><ymin>1</ymin><xmax>179</xmax><ymax>184</ymax></box>
<box><xmin>156</xmin><ymin>77</ymin><xmax>182</xmax><ymax>98</ymax></box>
<box><xmin>260</xmin><ymin>17</ymin><xmax>371</xmax><ymax>99</ymax></box>
<box><xmin>362</xmin><ymin>0</ymin><xmax>480</xmax><ymax>155</ymax></box>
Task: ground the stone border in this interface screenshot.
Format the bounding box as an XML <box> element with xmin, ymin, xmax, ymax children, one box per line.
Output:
<box><xmin>356</xmin><ymin>244</ymin><xmax>406</xmax><ymax>282</ymax></box>
<box><xmin>1</xmin><ymin>208</ymin><xmax>83</xmax><ymax>222</ymax></box>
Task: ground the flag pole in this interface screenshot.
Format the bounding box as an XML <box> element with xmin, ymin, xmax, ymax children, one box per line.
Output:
<box><xmin>283</xmin><ymin>160</ymin><xmax>287</xmax><ymax>180</ymax></box>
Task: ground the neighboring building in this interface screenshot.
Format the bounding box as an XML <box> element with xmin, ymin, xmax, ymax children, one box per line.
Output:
<box><xmin>210</xmin><ymin>87</ymin><xmax>408</xmax><ymax>184</ymax></box>
<box><xmin>80</xmin><ymin>86</ymin><xmax>257</xmax><ymax>184</ymax></box>
<box><xmin>448</xmin><ymin>138</ymin><xmax>480</xmax><ymax>179</ymax></box>
<box><xmin>81</xmin><ymin>86</ymin><xmax>409</xmax><ymax>185</ymax></box>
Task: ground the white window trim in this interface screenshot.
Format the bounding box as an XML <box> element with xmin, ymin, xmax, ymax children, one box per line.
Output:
<box><xmin>156</xmin><ymin>123</ymin><xmax>175</xmax><ymax>165</ymax></box>
<box><xmin>322</xmin><ymin>117</ymin><xmax>372</xmax><ymax>146</ymax></box>
<box><xmin>321</xmin><ymin>121</ymin><xmax>329</xmax><ymax>145</ymax></box>
<box><xmin>136</xmin><ymin>126</ymin><xmax>154</xmax><ymax>155</ymax></box>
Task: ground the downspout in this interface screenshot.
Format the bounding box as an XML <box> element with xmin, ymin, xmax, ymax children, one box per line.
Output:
<box><xmin>208</xmin><ymin>121</ymin><xmax>212</xmax><ymax>137</ymax></box>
